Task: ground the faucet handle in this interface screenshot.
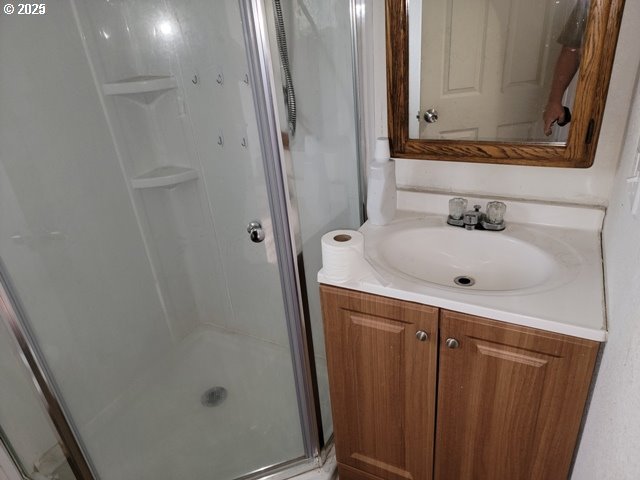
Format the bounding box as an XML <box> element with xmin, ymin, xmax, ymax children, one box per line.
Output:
<box><xmin>486</xmin><ymin>201</ymin><xmax>506</xmax><ymax>224</ymax></box>
<box><xmin>480</xmin><ymin>201</ymin><xmax>507</xmax><ymax>231</ymax></box>
<box><xmin>448</xmin><ymin>197</ymin><xmax>468</xmax><ymax>220</ymax></box>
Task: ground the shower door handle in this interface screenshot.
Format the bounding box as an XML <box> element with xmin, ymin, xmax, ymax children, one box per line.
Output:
<box><xmin>247</xmin><ymin>221</ymin><xmax>265</xmax><ymax>243</ymax></box>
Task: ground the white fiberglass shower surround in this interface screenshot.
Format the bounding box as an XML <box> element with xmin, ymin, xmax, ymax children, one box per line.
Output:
<box><xmin>0</xmin><ymin>1</ymin><xmax>362</xmax><ymax>479</ymax></box>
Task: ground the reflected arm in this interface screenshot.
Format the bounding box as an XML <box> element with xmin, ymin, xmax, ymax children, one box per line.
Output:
<box><xmin>543</xmin><ymin>46</ymin><xmax>581</xmax><ymax>136</ymax></box>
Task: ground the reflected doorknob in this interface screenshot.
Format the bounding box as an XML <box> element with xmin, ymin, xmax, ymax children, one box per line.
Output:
<box><xmin>423</xmin><ymin>108</ymin><xmax>438</xmax><ymax>123</ymax></box>
<box><xmin>247</xmin><ymin>221</ymin><xmax>265</xmax><ymax>243</ymax></box>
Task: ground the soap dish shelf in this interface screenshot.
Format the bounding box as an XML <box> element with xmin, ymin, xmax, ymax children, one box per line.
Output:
<box><xmin>131</xmin><ymin>166</ymin><xmax>198</xmax><ymax>189</ymax></box>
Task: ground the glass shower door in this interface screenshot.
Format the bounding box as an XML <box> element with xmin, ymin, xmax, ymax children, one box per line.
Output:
<box><xmin>0</xmin><ymin>0</ymin><xmax>306</xmax><ymax>478</ymax></box>
<box><xmin>265</xmin><ymin>0</ymin><xmax>364</xmax><ymax>444</ymax></box>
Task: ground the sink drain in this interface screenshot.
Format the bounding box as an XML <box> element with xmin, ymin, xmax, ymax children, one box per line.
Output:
<box><xmin>201</xmin><ymin>386</ymin><xmax>228</xmax><ymax>407</ymax></box>
<box><xmin>454</xmin><ymin>276</ymin><xmax>475</xmax><ymax>287</ymax></box>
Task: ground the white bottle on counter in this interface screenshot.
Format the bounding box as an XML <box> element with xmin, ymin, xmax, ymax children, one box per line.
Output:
<box><xmin>366</xmin><ymin>137</ymin><xmax>396</xmax><ymax>225</ymax></box>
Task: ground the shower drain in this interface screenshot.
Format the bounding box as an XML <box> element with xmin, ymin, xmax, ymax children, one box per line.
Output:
<box><xmin>454</xmin><ymin>275</ymin><xmax>475</xmax><ymax>287</ymax></box>
<box><xmin>201</xmin><ymin>386</ymin><xmax>228</xmax><ymax>407</ymax></box>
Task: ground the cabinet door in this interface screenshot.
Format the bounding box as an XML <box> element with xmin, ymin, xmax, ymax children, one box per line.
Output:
<box><xmin>321</xmin><ymin>286</ymin><xmax>439</xmax><ymax>480</ymax></box>
<box><xmin>435</xmin><ymin>310</ymin><xmax>599</xmax><ymax>480</ymax></box>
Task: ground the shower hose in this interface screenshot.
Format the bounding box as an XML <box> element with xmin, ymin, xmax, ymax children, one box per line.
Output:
<box><xmin>273</xmin><ymin>0</ymin><xmax>297</xmax><ymax>136</ymax></box>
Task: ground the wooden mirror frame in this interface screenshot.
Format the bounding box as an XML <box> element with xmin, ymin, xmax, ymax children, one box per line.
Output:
<box><xmin>386</xmin><ymin>0</ymin><xmax>626</xmax><ymax>167</ymax></box>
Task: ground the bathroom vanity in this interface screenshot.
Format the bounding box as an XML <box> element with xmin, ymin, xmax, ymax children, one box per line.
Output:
<box><xmin>318</xmin><ymin>191</ymin><xmax>606</xmax><ymax>480</ymax></box>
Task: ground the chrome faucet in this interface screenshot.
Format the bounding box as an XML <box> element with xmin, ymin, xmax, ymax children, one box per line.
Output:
<box><xmin>462</xmin><ymin>205</ymin><xmax>483</xmax><ymax>230</ymax></box>
<box><xmin>447</xmin><ymin>199</ymin><xmax>506</xmax><ymax>231</ymax></box>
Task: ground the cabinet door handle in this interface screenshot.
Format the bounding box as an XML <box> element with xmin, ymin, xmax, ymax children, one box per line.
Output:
<box><xmin>416</xmin><ymin>330</ymin><xmax>429</xmax><ymax>342</ymax></box>
<box><xmin>445</xmin><ymin>338</ymin><xmax>460</xmax><ymax>349</ymax></box>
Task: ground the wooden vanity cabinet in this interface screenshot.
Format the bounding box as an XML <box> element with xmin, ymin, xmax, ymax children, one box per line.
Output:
<box><xmin>320</xmin><ymin>285</ymin><xmax>439</xmax><ymax>480</ymax></box>
<box><xmin>435</xmin><ymin>310</ymin><xmax>599</xmax><ymax>480</ymax></box>
<box><xmin>320</xmin><ymin>285</ymin><xmax>600</xmax><ymax>480</ymax></box>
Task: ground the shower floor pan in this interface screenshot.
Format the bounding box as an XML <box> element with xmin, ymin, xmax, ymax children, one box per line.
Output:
<box><xmin>79</xmin><ymin>326</ymin><xmax>303</xmax><ymax>480</ymax></box>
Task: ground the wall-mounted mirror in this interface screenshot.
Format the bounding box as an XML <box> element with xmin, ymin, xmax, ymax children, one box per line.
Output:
<box><xmin>386</xmin><ymin>0</ymin><xmax>625</xmax><ymax>167</ymax></box>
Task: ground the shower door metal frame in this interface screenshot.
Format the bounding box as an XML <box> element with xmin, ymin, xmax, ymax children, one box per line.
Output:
<box><xmin>238</xmin><ymin>0</ymin><xmax>321</xmax><ymax>460</ymax></box>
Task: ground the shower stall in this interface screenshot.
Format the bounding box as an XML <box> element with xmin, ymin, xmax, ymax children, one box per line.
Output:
<box><xmin>0</xmin><ymin>1</ymin><xmax>362</xmax><ymax>479</ymax></box>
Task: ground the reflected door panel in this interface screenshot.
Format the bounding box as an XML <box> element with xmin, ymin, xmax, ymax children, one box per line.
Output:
<box><xmin>417</xmin><ymin>0</ymin><xmax>585</xmax><ymax>142</ymax></box>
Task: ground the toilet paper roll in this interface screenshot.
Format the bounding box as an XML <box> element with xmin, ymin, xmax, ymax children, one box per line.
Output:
<box><xmin>321</xmin><ymin>230</ymin><xmax>365</xmax><ymax>283</ymax></box>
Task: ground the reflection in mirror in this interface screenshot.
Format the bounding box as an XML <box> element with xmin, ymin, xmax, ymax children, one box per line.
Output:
<box><xmin>409</xmin><ymin>0</ymin><xmax>590</xmax><ymax>144</ymax></box>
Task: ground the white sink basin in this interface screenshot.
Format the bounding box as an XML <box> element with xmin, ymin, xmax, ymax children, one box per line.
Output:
<box><xmin>366</xmin><ymin>218</ymin><xmax>579</xmax><ymax>293</ymax></box>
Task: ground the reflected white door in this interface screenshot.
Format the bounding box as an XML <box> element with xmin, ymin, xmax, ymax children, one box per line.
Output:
<box><xmin>419</xmin><ymin>0</ymin><xmax>571</xmax><ymax>141</ymax></box>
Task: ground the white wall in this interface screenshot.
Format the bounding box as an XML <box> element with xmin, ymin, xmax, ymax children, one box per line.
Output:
<box><xmin>370</xmin><ymin>0</ymin><xmax>640</xmax><ymax>206</ymax></box>
<box><xmin>571</xmin><ymin>48</ymin><xmax>640</xmax><ymax>480</ymax></box>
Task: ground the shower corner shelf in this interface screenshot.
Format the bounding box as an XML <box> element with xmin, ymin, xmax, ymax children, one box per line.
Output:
<box><xmin>131</xmin><ymin>166</ymin><xmax>199</xmax><ymax>189</ymax></box>
<box><xmin>102</xmin><ymin>75</ymin><xmax>177</xmax><ymax>103</ymax></box>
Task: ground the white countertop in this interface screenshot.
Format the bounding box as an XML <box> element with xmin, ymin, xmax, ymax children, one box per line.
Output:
<box><xmin>318</xmin><ymin>191</ymin><xmax>607</xmax><ymax>342</ymax></box>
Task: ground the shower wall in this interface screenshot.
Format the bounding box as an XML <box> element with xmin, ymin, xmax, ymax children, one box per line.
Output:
<box><xmin>75</xmin><ymin>0</ymin><xmax>291</xmax><ymax>347</ymax></box>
